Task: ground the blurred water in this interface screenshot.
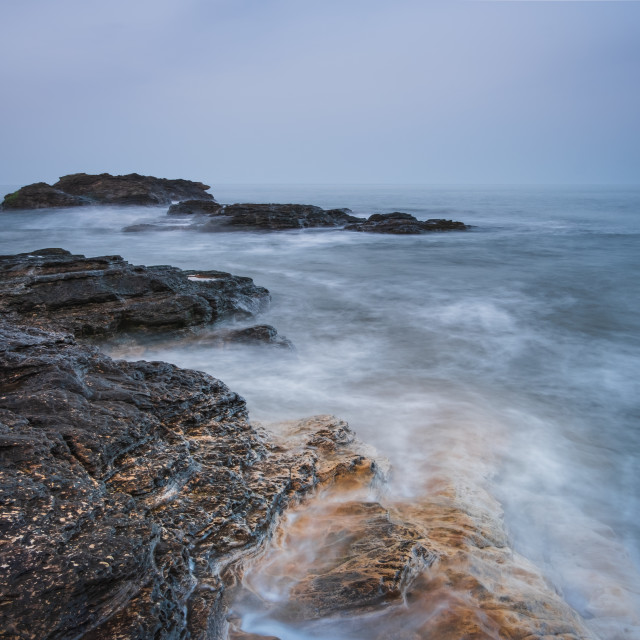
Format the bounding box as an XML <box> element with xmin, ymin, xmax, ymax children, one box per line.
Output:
<box><xmin>1</xmin><ymin>184</ymin><xmax>639</xmax><ymax>638</ymax></box>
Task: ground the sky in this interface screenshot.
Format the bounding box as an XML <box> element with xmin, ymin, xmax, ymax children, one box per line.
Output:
<box><xmin>1</xmin><ymin>0</ymin><xmax>639</xmax><ymax>185</ymax></box>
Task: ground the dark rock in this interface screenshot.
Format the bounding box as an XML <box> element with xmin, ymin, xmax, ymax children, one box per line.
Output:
<box><xmin>345</xmin><ymin>212</ymin><xmax>469</xmax><ymax>234</ymax></box>
<box><xmin>221</xmin><ymin>204</ymin><xmax>365</xmax><ymax>230</ymax></box>
<box><xmin>53</xmin><ymin>173</ymin><xmax>214</xmax><ymax>206</ymax></box>
<box><xmin>168</xmin><ymin>199</ymin><xmax>224</xmax><ymax>216</ymax></box>
<box><xmin>2</xmin><ymin>173</ymin><xmax>214</xmax><ymax>210</ymax></box>
<box><xmin>0</xmin><ymin>249</ymin><xmax>269</xmax><ymax>338</ymax></box>
<box><xmin>210</xmin><ymin>324</ymin><xmax>294</xmax><ymax>349</ymax></box>
<box><xmin>0</xmin><ymin>322</ymin><xmax>376</xmax><ymax>639</ymax></box>
<box><xmin>421</xmin><ymin>218</ymin><xmax>469</xmax><ymax>231</ymax></box>
<box><xmin>1</xmin><ymin>183</ymin><xmax>89</xmax><ymax>210</ymax></box>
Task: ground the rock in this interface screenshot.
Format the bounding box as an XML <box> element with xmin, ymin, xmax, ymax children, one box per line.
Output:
<box><xmin>345</xmin><ymin>212</ymin><xmax>469</xmax><ymax>234</ymax></box>
<box><xmin>231</xmin><ymin>469</ymin><xmax>596</xmax><ymax>640</ymax></box>
<box><xmin>192</xmin><ymin>324</ymin><xmax>294</xmax><ymax>349</ymax></box>
<box><xmin>0</xmin><ymin>321</ymin><xmax>377</xmax><ymax>639</ymax></box>
<box><xmin>1</xmin><ymin>183</ymin><xmax>89</xmax><ymax>210</ymax></box>
<box><xmin>221</xmin><ymin>204</ymin><xmax>365</xmax><ymax>230</ymax></box>
<box><xmin>277</xmin><ymin>500</ymin><xmax>435</xmax><ymax>621</ymax></box>
<box><xmin>0</xmin><ymin>249</ymin><xmax>270</xmax><ymax>338</ymax></box>
<box><xmin>1</xmin><ymin>173</ymin><xmax>214</xmax><ymax>210</ymax></box>
<box><xmin>168</xmin><ymin>199</ymin><xmax>224</xmax><ymax>216</ymax></box>
<box><xmin>216</xmin><ymin>325</ymin><xmax>293</xmax><ymax>348</ymax></box>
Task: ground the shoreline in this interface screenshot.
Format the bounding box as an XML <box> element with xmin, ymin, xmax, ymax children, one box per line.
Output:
<box><xmin>0</xmin><ymin>246</ymin><xmax>597</xmax><ymax>639</ymax></box>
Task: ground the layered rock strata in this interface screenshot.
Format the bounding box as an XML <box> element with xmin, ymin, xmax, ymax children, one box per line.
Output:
<box><xmin>1</xmin><ymin>173</ymin><xmax>214</xmax><ymax>209</ymax></box>
<box><xmin>0</xmin><ymin>321</ymin><xmax>377</xmax><ymax>639</ymax></box>
<box><xmin>0</xmin><ymin>249</ymin><xmax>271</xmax><ymax>339</ymax></box>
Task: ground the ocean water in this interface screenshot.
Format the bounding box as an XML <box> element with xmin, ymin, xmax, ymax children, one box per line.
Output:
<box><xmin>1</xmin><ymin>184</ymin><xmax>639</xmax><ymax>638</ymax></box>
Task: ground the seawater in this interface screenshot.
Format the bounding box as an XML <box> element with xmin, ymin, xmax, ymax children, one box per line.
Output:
<box><xmin>1</xmin><ymin>184</ymin><xmax>639</xmax><ymax>638</ymax></box>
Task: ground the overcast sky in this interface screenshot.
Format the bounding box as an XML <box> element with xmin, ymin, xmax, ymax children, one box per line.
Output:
<box><xmin>1</xmin><ymin>0</ymin><xmax>639</xmax><ymax>185</ymax></box>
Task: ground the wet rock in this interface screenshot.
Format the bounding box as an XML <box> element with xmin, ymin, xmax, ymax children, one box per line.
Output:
<box><xmin>345</xmin><ymin>212</ymin><xmax>469</xmax><ymax>234</ymax></box>
<box><xmin>168</xmin><ymin>199</ymin><xmax>224</xmax><ymax>216</ymax></box>
<box><xmin>216</xmin><ymin>325</ymin><xmax>294</xmax><ymax>349</ymax></box>
<box><xmin>281</xmin><ymin>501</ymin><xmax>436</xmax><ymax>621</ymax></box>
<box><xmin>0</xmin><ymin>249</ymin><xmax>270</xmax><ymax>338</ymax></box>
<box><xmin>232</xmin><ymin>475</ymin><xmax>596</xmax><ymax>640</ymax></box>
<box><xmin>221</xmin><ymin>204</ymin><xmax>365</xmax><ymax>230</ymax></box>
<box><xmin>1</xmin><ymin>173</ymin><xmax>214</xmax><ymax>210</ymax></box>
<box><xmin>1</xmin><ymin>182</ymin><xmax>89</xmax><ymax>209</ymax></box>
<box><xmin>0</xmin><ymin>324</ymin><xmax>378</xmax><ymax>640</ymax></box>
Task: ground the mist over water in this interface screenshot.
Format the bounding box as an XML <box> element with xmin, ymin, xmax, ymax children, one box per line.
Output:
<box><xmin>1</xmin><ymin>184</ymin><xmax>639</xmax><ymax>638</ymax></box>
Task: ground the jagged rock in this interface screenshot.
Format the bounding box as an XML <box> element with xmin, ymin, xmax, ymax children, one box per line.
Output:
<box><xmin>0</xmin><ymin>321</ymin><xmax>377</xmax><ymax>639</ymax></box>
<box><xmin>345</xmin><ymin>212</ymin><xmax>469</xmax><ymax>234</ymax></box>
<box><xmin>1</xmin><ymin>182</ymin><xmax>89</xmax><ymax>210</ymax></box>
<box><xmin>168</xmin><ymin>199</ymin><xmax>224</xmax><ymax>216</ymax></box>
<box><xmin>221</xmin><ymin>204</ymin><xmax>365</xmax><ymax>230</ymax></box>
<box><xmin>0</xmin><ymin>249</ymin><xmax>269</xmax><ymax>337</ymax></box>
<box><xmin>1</xmin><ymin>173</ymin><xmax>214</xmax><ymax>210</ymax></box>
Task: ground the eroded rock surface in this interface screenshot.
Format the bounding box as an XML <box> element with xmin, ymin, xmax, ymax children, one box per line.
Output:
<box><xmin>0</xmin><ymin>325</ymin><xmax>377</xmax><ymax>640</ymax></box>
<box><xmin>231</xmin><ymin>473</ymin><xmax>596</xmax><ymax>640</ymax></box>
<box><xmin>0</xmin><ymin>249</ymin><xmax>269</xmax><ymax>338</ymax></box>
<box><xmin>2</xmin><ymin>173</ymin><xmax>214</xmax><ymax>209</ymax></box>
<box><xmin>345</xmin><ymin>212</ymin><xmax>469</xmax><ymax>234</ymax></box>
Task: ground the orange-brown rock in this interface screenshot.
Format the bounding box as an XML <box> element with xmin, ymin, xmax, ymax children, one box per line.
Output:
<box><xmin>231</xmin><ymin>469</ymin><xmax>595</xmax><ymax>640</ymax></box>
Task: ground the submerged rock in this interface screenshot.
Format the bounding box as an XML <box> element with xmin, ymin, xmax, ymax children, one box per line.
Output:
<box><xmin>0</xmin><ymin>322</ymin><xmax>377</xmax><ymax>639</ymax></box>
<box><xmin>0</xmin><ymin>249</ymin><xmax>269</xmax><ymax>337</ymax></box>
<box><xmin>208</xmin><ymin>324</ymin><xmax>294</xmax><ymax>349</ymax></box>
<box><xmin>345</xmin><ymin>212</ymin><xmax>469</xmax><ymax>234</ymax></box>
<box><xmin>1</xmin><ymin>173</ymin><xmax>214</xmax><ymax>209</ymax></box>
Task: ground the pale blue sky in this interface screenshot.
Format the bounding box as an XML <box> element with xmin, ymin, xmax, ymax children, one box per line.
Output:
<box><xmin>1</xmin><ymin>0</ymin><xmax>639</xmax><ymax>184</ymax></box>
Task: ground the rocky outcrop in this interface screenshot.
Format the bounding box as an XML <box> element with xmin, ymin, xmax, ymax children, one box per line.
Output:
<box><xmin>1</xmin><ymin>182</ymin><xmax>89</xmax><ymax>209</ymax></box>
<box><xmin>168</xmin><ymin>200</ymin><xmax>224</xmax><ymax>216</ymax></box>
<box><xmin>159</xmin><ymin>204</ymin><xmax>470</xmax><ymax>234</ymax></box>
<box><xmin>345</xmin><ymin>212</ymin><xmax>469</xmax><ymax>234</ymax></box>
<box><xmin>0</xmin><ymin>249</ymin><xmax>270</xmax><ymax>338</ymax></box>
<box><xmin>0</xmin><ymin>321</ymin><xmax>378</xmax><ymax>639</ymax></box>
<box><xmin>195</xmin><ymin>203</ymin><xmax>365</xmax><ymax>230</ymax></box>
<box><xmin>1</xmin><ymin>173</ymin><xmax>214</xmax><ymax>209</ymax></box>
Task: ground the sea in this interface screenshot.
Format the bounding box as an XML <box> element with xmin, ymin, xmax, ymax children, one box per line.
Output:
<box><xmin>1</xmin><ymin>184</ymin><xmax>639</xmax><ymax>639</ymax></box>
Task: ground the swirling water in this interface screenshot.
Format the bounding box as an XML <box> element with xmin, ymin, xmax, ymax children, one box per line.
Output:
<box><xmin>1</xmin><ymin>184</ymin><xmax>639</xmax><ymax>638</ymax></box>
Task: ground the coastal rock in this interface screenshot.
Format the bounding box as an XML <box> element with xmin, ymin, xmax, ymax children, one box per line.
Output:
<box><xmin>0</xmin><ymin>322</ymin><xmax>378</xmax><ymax>639</ymax></box>
<box><xmin>231</xmin><ymin>476</ymin><xmax>596</xmax><ymax>640</ymax></box>
<box><xmin>207</xmin><ymin>325</ymin><xmax>294</xmax><ymax>349</ymax></box>
<box><xmin>220</xmin><ymin>204</ymin><xmax>365</xmax><ymax>230</ymax></box>
<box><xmin>1</xmin><ymin>173</ymin><xmax>214</xmax><ymax>210</ymax></box>
<box><xmin>345</xmin><ymin>212</ymin><xmax>469</xmax><ymax>234</ymax></box>
<box><xmin>1</xmin><ymin>182</ymin><xmax>89</xmax><ymax>210</ymax></box>
<box><xmin>0</xmin><ymin>249</ymin><xmax>269</xmax><ymax>338</ymax></box>
<box><xmin>168</xmin><ymin>199</ymin><xmax>224</xmax><ymax>216</ymax></box>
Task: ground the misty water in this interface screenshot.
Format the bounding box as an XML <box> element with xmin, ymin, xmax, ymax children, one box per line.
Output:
<box><xmin>1</xmin><ymin>184</ymin><xmax>639</xmax><ymax>639</ymax></box>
